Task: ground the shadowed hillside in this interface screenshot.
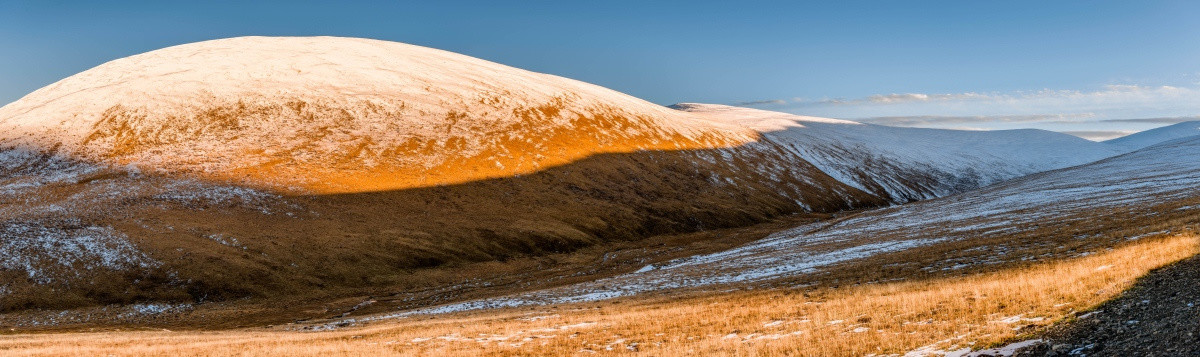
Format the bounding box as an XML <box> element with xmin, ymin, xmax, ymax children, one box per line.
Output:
<box><xmin>0</xmin><ymin>141</ymin><xmax>882</xmax><ymax>314</ymax></box>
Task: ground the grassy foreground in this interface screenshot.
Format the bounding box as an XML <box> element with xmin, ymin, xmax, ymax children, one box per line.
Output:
<box><xmin>2</xmin><ymin>235</ymin><xmax>1196</xmax><ymax>356</ymax></box>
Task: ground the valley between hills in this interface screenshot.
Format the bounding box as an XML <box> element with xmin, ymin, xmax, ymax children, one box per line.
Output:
<box><xmin>1</xmin><ymin>36</ymin><xmax>1199</xmax><ymax>356</ymax></box>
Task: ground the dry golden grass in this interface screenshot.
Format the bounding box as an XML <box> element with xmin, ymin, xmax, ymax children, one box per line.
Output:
<box><xmin>89</xmin><ymin>99</ymin><xmax>755</xmax><ymax>194</ymax></box>
<box><xmin>3</xmin><ymin>235</ymin><xmax>1195</xmax><ymax>356</ymax></box>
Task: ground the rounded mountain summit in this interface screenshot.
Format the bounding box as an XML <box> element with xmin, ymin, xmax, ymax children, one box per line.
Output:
<box><xmin>0</xmin><ymin>36</ymin><xmax>755</xmax><ymax>193</ymax></box>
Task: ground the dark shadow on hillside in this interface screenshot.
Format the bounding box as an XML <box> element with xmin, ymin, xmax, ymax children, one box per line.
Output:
<box><xmin>0</xmin><ymin>142</ymin><xmax>888</xmax><ymax>322</ymax></box>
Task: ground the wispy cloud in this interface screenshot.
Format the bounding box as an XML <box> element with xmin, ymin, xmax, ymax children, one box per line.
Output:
<box><xmin>1098</xmin><ymin>116</ymin><xmax>1200</xmax><ymax>124</ymax></box>
<box><xmin>738</xmin><ymin>84</ymin><xmax>1199</xmax><ymax>109</ymax></box>
<box><xmin>861</xmin><ymin>92</ymin><xmax>993</xmax><ymax>104</ymax></box>
<box><xmin>733</xmin><ymin>99</ymin><xmax>786</xmax><ymax>106</ymax></box>
<box><xmin>856</xmin><ymin>113</ymin><xmax>1095</xmax><ymax>126</ymax></box>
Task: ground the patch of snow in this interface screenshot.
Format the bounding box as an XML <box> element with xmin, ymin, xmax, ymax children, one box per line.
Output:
<box><xmin>0</xmin><ymin>221</ymin><xmax>158</xmax><ymax>283</ymax></box>
<box><xmin>966</xmin><ymin>339</ymin><xmax>1045</xmax><ymax>357</ymax></box>
<box><xmin>116</xmin><ymin>303</ymin><xmax>192</xmax><ymax>319</ymax></box>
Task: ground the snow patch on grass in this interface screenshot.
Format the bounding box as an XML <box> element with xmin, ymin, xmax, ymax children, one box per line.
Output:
<box><xmin>0</xmin><ymin>221</ymin><xmax>158</xmax><ymax>283</ymax></box>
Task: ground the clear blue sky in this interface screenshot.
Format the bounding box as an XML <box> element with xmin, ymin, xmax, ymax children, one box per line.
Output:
<box><xmin>2</xmin><ymin>1</ymin><xmax>1199</xmax><ymax>139</ymax></box>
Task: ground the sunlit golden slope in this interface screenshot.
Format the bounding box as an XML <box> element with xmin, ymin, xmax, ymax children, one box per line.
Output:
<box><xmin>0</xmin><ymin>36</ymin><xmax>755</xmax><ymax>193</ymax></box>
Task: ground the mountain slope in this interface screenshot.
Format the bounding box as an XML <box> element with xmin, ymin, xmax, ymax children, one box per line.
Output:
<box><xmin>674</xmin><ymin>104</ymin><xmax>1123</xmax><ymax>202</ymax></box>
<box><xmin>0</xmin><ymin>36</ymin><xmax>1137</xmax><ymax>318</ymax></box>
<box><xmin>1105</xmin><ymin>120</ymin><xmax>1200</xmax><ymax>152</ymax></box>
<box><xmin>0</xmin><ymin>37</ymin><xmax>875</xmax><ymax>313</ymax></box>
<box><xmin>392</xmin><ymin>134</ymin><xmax>1200</xmax><ymax>316</ymax></box>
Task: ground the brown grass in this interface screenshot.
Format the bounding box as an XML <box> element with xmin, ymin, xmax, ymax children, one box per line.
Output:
<box><xmin>4</xmin><ymin>234</ymin><xmax>1194</xmax><ymax>356</ymax></box>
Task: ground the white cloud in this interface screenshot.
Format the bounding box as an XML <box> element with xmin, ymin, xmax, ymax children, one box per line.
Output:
<box><xmin>856</xmin><ymin>113</ymin><xmax>1096</xmax><ymax>126</ymax></box>
<box><xmin>861</xmin><ymin>92</ymin><xmax>992</xmax><ymax>104</ymax></box>
<box><xmin>1099</xmin><ymin>116</ymin><xmax>1200</xmax><ymax>124</ymax></box>
<box><xmin>733</xmin><ymin>99</ymin><xmax>786</xmax><ymax>106</ymax></box>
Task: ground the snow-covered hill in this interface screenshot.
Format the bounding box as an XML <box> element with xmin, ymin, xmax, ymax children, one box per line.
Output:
<box><xmin>674</xmin><ymin>104</ymin><xmax>1124</xmax><ymax>202</ymax></box>
<box><xmin>0</xmin><ymin>36</ymin><xmax>755</xmax><ymax>194</ymax></box>
<box><xmin>1105</xmin><ymin>121</ymin><xmax>1200</xmax><ymax>152</ymax></box>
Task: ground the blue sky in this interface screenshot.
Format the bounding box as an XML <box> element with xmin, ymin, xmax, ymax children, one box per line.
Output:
<box><xmin>2</xmin><ymin>1</ymin><xmax>1198</xmax><ymax>140</ymax></box>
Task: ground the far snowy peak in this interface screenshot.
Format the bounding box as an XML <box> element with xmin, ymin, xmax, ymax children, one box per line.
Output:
<box><xmin>1105</xmin><ymin>121</ymin><xmax>1200</xmax><ymax>152</ymax></box>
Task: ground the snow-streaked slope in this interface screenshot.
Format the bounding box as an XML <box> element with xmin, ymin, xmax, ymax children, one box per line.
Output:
<box><xmin>674</xmin><ymin>104</ymin><xmax>1125</xmax><ymax>202</ymax></box>
<box><xmin>387</xmin><ymin>135</ymin><xmax>1200</xmax><ymax>317</ymax></box>
<box><xmin>619</xmin><ymin>135</ymin><xmax>1200</xmax><ymax>288</ymax></box>
<box><xmin>0</xmin><ymin>36</ymin><xmax>755</xmax><ymax>193</ymax></box>
<box><xmin>1105</xmin><ymin>121</ymin><xmax>1200</xmax><ymax>152</ymax></box>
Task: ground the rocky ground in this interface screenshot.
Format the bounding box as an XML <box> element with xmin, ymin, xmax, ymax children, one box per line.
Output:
<box><xmin>1012</xmin><ymin>255</ymin><xmax>1200</xmax><ymax>356</ymax></box>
